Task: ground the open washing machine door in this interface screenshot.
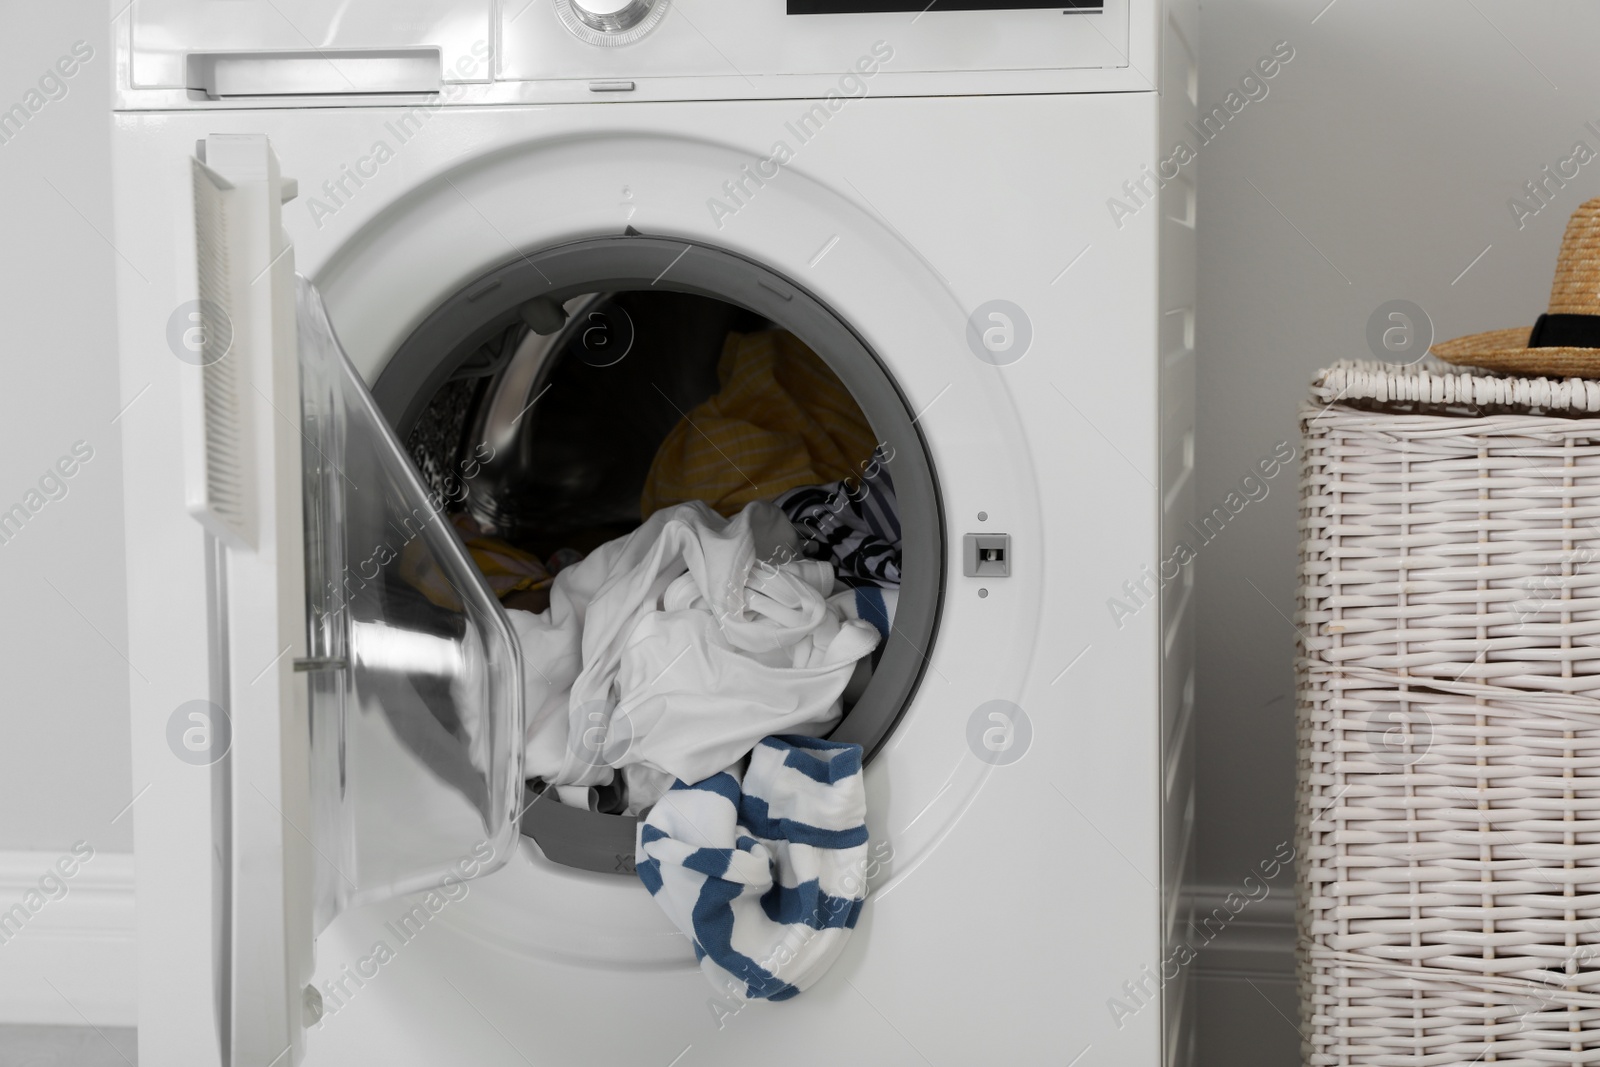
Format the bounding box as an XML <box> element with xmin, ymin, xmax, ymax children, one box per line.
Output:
<box><xmin>183</xmin><ymin>133</ymin><xmax>524</xmax><ymax>1066</ymax></box>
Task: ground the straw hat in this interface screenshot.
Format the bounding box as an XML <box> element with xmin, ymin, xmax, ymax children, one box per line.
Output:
<box><xmin>1432</xmin><ymin>196</ymin><xmax>1600</xmax><ymax>378</ymax></box>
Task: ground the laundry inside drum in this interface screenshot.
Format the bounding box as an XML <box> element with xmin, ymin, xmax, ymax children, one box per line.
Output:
<box><xmin>385</xmin><ymin>268</ymin><xmax>936</xmax><ymax>874</ymax></box>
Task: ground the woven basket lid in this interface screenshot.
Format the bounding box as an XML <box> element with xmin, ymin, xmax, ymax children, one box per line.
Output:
<box><xmin>1313</xmin><ymin>358</ymin><xmax>1600</xmax><ymax>417</ymax></box>
<box><xmin>1432</xmin><ymin>196</ymin><xmax>1600</xmax><ymax>378</ymax></box>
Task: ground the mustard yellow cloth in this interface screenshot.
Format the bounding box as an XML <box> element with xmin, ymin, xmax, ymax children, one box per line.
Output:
<box><xmin>401</xmin><ymin>514</ymin><xmax>553</xmax><ymax>611</ymax></box>
<box><xmin>641</xmin><ymin>330</ymin><xmax>877</xmax><ymax>519</ymax></box>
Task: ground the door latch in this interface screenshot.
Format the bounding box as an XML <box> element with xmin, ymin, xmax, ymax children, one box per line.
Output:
<box><xmin>963</xmin><ymin>533</ymin><xmax>1011</xmax><ymax>577</ymax></box>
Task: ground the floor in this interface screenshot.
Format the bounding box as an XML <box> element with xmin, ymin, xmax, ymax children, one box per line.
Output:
<box><xmin>1195</xmin><ymin>974</ymin><xmax>1301</xmax><ymax>1066</ymax></box>
<box><xmin>0</xmin><ymin>1026</ymin><xmax>137</xmax><ymax>1067</ymax></box>
<box><xmin>0</xmin><ymin>1003</ymin><xmax>1307</xmax><ymax>1067</ymax></box>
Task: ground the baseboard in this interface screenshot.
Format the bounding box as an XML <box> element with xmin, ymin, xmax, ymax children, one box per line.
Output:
<box><xmin>1183</xmin><ymin>881</ymin><xmax>1296</xmax><ymax>981</ymax></box>
<box><xmin>0</xmin><ymin>849</ymin><xmax>136</xmax><ymax>1026</ymax></box>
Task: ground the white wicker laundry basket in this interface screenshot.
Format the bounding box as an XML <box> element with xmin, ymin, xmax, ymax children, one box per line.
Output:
<box><xmin>1298</xmin><ymin>360</ymin><xmax>1600</xmax><ymax>1066</ymax></box>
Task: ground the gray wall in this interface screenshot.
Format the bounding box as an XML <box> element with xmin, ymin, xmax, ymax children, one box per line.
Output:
<box><xmin>0</xmin><ymin>6</ymin><xmax>130</xmax><ymax>854</ymax></box>
<box><xmin>1191</xmin><ymin>1</ymin><xmax>1600</xmax><ymax>1061</ymax></box>
<box><xmin>1194</xmin><ymin>0</ymin><xmax>1595</xmax><ymax>891</ymax></box>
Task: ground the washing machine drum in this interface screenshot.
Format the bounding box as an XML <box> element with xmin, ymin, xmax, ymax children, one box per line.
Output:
<box><xmin>373</xmin><ymin>236</ymin><xmax>943</xmax><ymax>874</ymax></box>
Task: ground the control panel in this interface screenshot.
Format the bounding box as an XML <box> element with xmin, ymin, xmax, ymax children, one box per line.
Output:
<box><xmin>117</xmin><ymin>0</ymin><xmax>1149</xmax><ymax>107</ymax></box>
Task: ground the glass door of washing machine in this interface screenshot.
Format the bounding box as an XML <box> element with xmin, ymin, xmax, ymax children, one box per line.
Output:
<box><xmin>185</xmin><ymin>133</ymin><xmax>524</xmax><ymax>1066</ymax></box>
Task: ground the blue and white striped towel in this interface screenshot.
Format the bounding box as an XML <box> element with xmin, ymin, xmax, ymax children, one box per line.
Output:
<box><xmin>636</xmin><ymin>736</ymin><xmax>870</xmax><ymax>1001</ymax></box>
<box><xmin>832</xmin><ymin>585</ymin><xmax>896</xmax><ymax>643</ymax></box>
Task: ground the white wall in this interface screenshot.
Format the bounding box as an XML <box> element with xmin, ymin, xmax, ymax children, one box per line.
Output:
<box><xmin>0</xmin><ymin>7</ymin><xmax>130</xmax><ymax>855</ymax></box>
<box><xmin>0</xmin><ymin>6</ymin><xmax>135</xmax><ymax>1025</ymax></box>
<box><xmin>1191</xmin><ymin>0</ymin><xmax>1600</xmax><ymax>1061</ymax></box>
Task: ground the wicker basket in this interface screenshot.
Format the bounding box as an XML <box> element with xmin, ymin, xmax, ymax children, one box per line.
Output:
<box><xmin>1297</xmin><ymin>360</ymin><xmax>1600</xmax><ymax>1066</ymax></box>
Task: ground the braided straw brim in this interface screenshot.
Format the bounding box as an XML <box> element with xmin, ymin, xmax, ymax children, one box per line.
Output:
<box><xmin>1429</xmin><ymin>326</ymin><xmax>1600</xmax><ymax>377</ymax></box>
<box><xmin>1429</xmin><ymin>196</ymin><xmax>1600</xmax><ymax>378</ymax></box>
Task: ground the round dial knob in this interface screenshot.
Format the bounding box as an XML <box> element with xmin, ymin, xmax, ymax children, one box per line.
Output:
<box><xmin>555</xmin><ymin>0</ymin><xmax>670</xmax><ymax>45</ymax></box>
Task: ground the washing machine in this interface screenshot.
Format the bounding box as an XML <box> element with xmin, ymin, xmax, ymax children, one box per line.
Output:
<box><xmin>111</xmin><ymin>1</ymin><xmax>1199</xmax><ymax>1064</ymax></box>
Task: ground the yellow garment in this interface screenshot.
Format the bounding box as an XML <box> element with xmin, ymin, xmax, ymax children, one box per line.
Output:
<box><xmin>641</xmin><ymin>330</ymin><xmax>877</xmax><ymax>519</ymax></box>
<box><xmin>400</xmin><ymin>514</ymin><xmax>552</xmax><ymax>611</ymax></box>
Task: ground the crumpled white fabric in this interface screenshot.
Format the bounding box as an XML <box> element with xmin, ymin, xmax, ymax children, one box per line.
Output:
<box><xmin>505</xmin><ymin>500</ymin><xmax>881</xmax><ymax>813</ymax></box>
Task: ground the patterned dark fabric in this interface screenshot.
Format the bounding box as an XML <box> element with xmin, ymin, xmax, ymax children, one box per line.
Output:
<box><xmin>406</xmin><ymin>376</ymin><xmax>479</xmax><ymax>507</ymax></box>
<box><xmin>775</xmin><ymin>467</ymin><xmax>900</xmax><ymax>588</ymax></box>
<box><xmin>404</xmin><ymin>323</ymin><xmax>525</xmax><ymax>509</ymax></box>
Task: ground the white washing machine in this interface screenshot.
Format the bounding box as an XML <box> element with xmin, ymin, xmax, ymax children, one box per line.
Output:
<box><xmin>111</xmin><ymin>1</ymin><xmax>1199</xmax><ymax>1064</ymax></box>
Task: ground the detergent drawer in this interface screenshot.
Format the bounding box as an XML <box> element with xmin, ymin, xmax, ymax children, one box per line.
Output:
<box><xmin>128</xmin><ymin>0</ymin><xmax>494</xmax><ymax>91</ymax></box>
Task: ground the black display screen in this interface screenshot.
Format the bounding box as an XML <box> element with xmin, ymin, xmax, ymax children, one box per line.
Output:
<box><xmin>789</xmin><ymin>1</ymin><xmax>1099</xmax><ymax>11</ymax></box>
